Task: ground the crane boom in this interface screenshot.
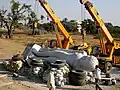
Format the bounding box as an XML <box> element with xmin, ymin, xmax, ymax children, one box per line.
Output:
<box><xmin>80</xmin><ymin>0</ymin><xmax>114</xmax><ymax>43</ymax></box>
<box><xmin>80</xmin><ymin>0</ymin><xmax>120</xmax><ymax>68</ymax></box>
<box><xmin>38</xmin><ymin>0</ymin><xmax>74</xmax><ymax>49</ymax></box>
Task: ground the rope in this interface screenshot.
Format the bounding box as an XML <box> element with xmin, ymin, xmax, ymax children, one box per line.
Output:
<box><xmin>34</xmin><ymin>0</ymin><xmax>38</xmax><ymax>17</ymax></box>
<box><xmin>81</xmin><ymin>4</ymin><xmax>83</xmax><ymax>21</ymax></box>
<box><xmin>83</xmin><ymin>6</ymin><xmax>86</xmax><ymax>20</ymax></box>
<box><xmin>81</xmin><ymin>4</ymin><xmax>86</xmax><ymax>21</ymax></box>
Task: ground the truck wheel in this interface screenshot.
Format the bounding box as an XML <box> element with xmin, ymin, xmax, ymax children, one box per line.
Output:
<box><xmin>70</xmin><ymin>78</ymin><xmax>86</xmax><ymax>86</ymax></box>
<box><xmin>69</xmin><ymin>70</ymin><xmax>86</xmax><ymax>79</ymax></box>
<box><xmin>69</xmin><ymin>70</ymin><xmax>87</xmax><ymax>86</ymax></box>
<box><xmin>105</xmin><ymin>62</ymin><xmax>112</xmax><ymax>74</ymax></box>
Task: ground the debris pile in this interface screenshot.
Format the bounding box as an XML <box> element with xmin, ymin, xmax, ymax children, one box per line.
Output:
<box><xmin>4</xmin><ymin>54</ymin><xmax>23</xmax><ymax>72</ymax></box>
<box><xmin>3</xmin><ymin>43</ymin><xmax>119</xmax><ymax>90</ymax></box>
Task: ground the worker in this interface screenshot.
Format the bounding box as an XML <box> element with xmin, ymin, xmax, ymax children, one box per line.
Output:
<box><xmin>94</xmin><ymin>65</ymin><xmax>102</xmax><ymax>90</ymax></box>
<box><xmin>81</xmin><ymin>28</ymin><xmax>86</xmax><ymax>43</ymax></box>
<box><xmin>87</xmin><ymin>45</ymin><xmax>92</xmax><ymax>55</ymax></box>
<box><xmin>32</xmin><ymin>20</ymin><xmax>39</xmax><ymax>35</ymax></box>
<box><xmin>47</xmin><ymin>68</ymin><xmax>56</xmax><ymax>90</ymax></box>
<box><xmin>34</xmin><ymin>21</ymin><xmax>38</xmax><ymax>29</ymax></box>
<box><xmin>94</xmin><ymin>65</ymin><xmax>101</xmax><ymax>83</ymax></box>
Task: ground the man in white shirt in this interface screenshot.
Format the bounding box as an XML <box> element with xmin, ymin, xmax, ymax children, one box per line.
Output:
<box><xmin>95</xmin><ymin>65</ymin><xmax>101</xmax><ymax>82</ymax></box>
<box><xmin>94</xmin><ymin>65</ymin><xmax>102</xmax><ymax>90</ymax></box>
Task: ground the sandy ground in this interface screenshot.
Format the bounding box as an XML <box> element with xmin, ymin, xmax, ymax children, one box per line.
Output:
<box><xmin>0</xmin><ymin>39</ymin><xmax>25</xmax><ymax>59</ymax></box>
<box><xmin>0</xmin><ymin>34</ymin><xmax>120</xmax><ymax>90</ymax></box>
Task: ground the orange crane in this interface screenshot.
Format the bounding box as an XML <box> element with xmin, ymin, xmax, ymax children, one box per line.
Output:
<box><xmin>80</xmin><ymin>0</ymin><xmax>120</xmax><ymax>73</ymax></box>
<box><xmin>38</xmin><ymin>0</ymin><xmax>74</xmax><ymax>49</ymax></box>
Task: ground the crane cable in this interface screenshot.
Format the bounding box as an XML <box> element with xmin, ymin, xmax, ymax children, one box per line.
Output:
<box><xmin>34</xmin><ymin>0</ymin><xmax>38</xmax><ymax>17</ymax></box>
<box><xmin>80</xmin><ymin>4</ymin><xmax>89</xmax><ymax>51</ymax></box>
<box><xmin>81</xmin><ymin>4</ymin><xmax>86</xmax><ymax>21</ymax></box>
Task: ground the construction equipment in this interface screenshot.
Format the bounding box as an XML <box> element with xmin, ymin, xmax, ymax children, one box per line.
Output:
<box><xmin>38</xmin><ymin>0</ymin><xmax>74</xmax><ymax>49</ymax></box>
<box><xmin>80</xmin><ymin>0</ymin><xmax>120</xmax><ymax>73</ymax></box>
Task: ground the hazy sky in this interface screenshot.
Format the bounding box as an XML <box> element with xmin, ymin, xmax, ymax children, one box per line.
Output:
<box><xmin>0</xmin><ymin>0</ymin><xmax>120</xmax><ymax>26</ymax></box>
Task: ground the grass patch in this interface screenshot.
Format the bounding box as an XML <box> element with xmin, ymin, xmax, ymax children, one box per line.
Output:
<box><xmin>0</xmin><ymin>29</ymin><xmax>7</xmax><ymax>34</ymax></box>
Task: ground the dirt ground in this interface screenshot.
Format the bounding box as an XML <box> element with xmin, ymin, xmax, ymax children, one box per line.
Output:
<box><xmin>0</xmin><ymin>33</ymin><xmax>100</xmax><ymax>59</ymax></box>
<box><xmin>0</xmin><ymin>33</ymin><xmax>120</xmax><ymax>90</ymax></box>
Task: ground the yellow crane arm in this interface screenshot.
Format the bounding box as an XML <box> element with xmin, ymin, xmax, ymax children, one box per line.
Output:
<box><xmin>80</xmin><ymin>0</ymin><xmax>114</xmax><ymax>43</ymax></box>
<box><xmin>38</xmin><ymin>0</ymin><xmax>74</xmax><ymax>49</ymax></box>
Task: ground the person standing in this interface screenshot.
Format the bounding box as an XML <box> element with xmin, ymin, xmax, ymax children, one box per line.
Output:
<box><xmin>94</xmin><ymin>65</ymin><xmax>102</xmax><ymax>90</ymax></box>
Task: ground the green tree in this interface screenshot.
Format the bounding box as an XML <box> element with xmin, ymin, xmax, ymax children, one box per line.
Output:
<box><xmin>62</xmin><ymin>18</ymin><xmax>68</xmax><ymax>23</ymax></box>
<box><xmin>105</xmin><ymin>23</ymin><xmax>114</xmax><ymax>33</ymax></box>
<box><xmin>0</xmin><ymin>9</ymin><xmax>7</xmax><ymax>28</ymax></box>
<box><xmin>27</xmin><ymin>11</ymin><xmax>37</xmax><ymax>28</ymax></box>
<box><xmin>41</xmin><ymin>22</ymin><xmax>54</xmax><ymax>32</ymax></box>
<box><xmin>0</xmin><ymin>0</ymin><xmax>31</xmax><ymax>38</ymax></box>
<box><xmin>81</xmin><ymin>19</ymin><xmax>96</xmax><ymax>34</ymax></box>
<box><xmin>112</xmin><ymin>26</ymin><xmax>120</xmax><ymax>37</ymax></box>
<box><xmin>61</xmin><ymin>19</ymin><xmax>77</xmax><ymax>32</ymax></box>
<box><xmin>81</xmin><ymin>19</ymin><xmax>87</xmax><ymax>30</ymax></box>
